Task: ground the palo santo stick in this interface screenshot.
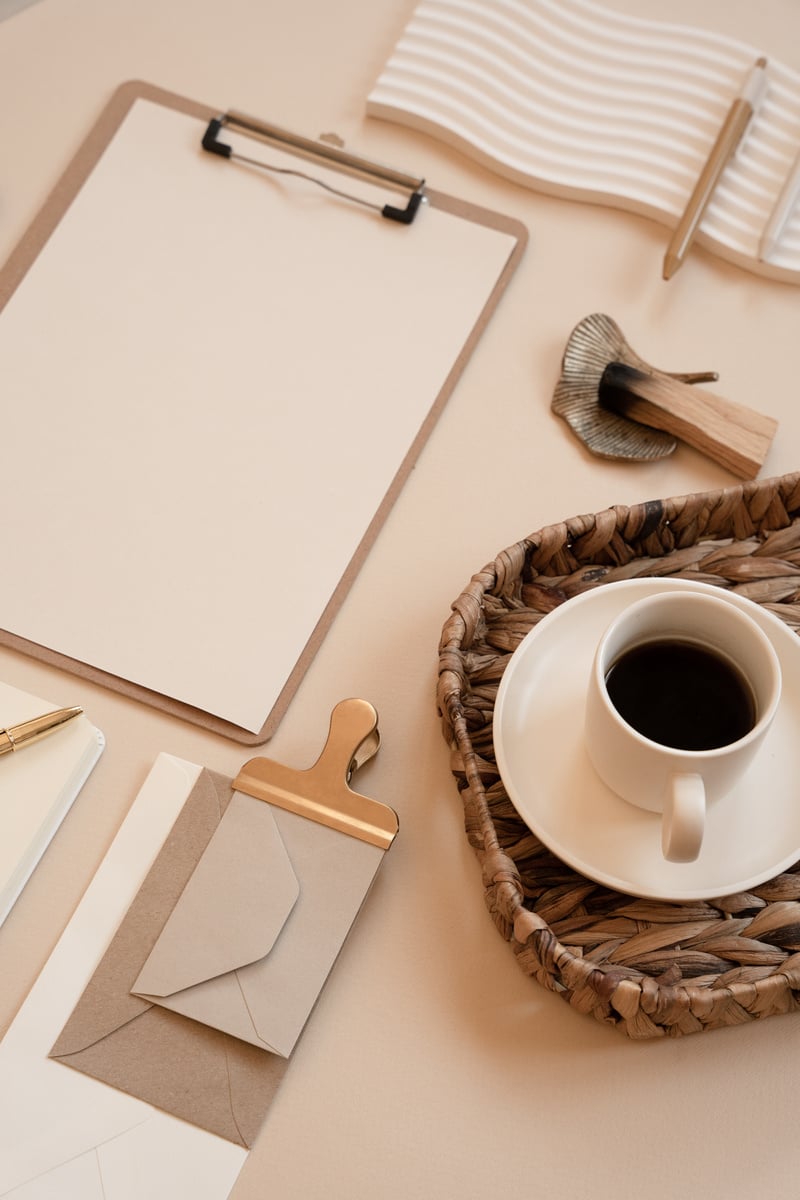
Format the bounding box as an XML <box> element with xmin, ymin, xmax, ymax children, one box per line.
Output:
<box><xmin>600</xmin><ymin>362</ymin><xmax>777</xmax><ymax>479</ymax></box>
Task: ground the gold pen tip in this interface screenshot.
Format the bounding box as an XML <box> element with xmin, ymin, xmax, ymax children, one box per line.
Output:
<box><xmin>662</xmin><ymin>253</ymin><xmax>680</xmax><ymax>281</ymax></box>
<box><xmin>46</xmin><ymin>706</ymin><xmax>83</xmax><ymax>721</ymax></box>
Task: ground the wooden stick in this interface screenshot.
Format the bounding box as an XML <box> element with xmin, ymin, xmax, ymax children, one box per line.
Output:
<box><xmin>600</xmin><ymin>362</ymin><xmax>778</xmax><ymax>479</ymax></box>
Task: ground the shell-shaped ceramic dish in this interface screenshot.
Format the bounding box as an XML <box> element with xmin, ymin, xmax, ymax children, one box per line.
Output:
<box><xmin>551</xmin><ymin>313</ymin><xmax>677</xmax><ymax>462</ymax></box>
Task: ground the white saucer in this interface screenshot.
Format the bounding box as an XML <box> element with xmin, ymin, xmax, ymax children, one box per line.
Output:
<box><xmin>493</xmin><ymin>578</ymin><xmax>800</xmax><ymax>901</ymax></box>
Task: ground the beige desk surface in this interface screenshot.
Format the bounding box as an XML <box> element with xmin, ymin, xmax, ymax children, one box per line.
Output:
<box><xmin>2</xmin><ymin>2</ymin><xmax>800</xmax><ymax>1196</ymax></box>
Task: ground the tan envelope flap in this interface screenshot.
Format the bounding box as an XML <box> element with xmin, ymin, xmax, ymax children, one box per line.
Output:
<box><xmin>133</xmin><ymin>792</ymin><xmax>299</xmax><ymax>996</ymax></box>
<box><xmin>236</xmin><ymin>804</ymin><xmax>385</xmax><ymax>1056</ymax></box>
<box><xmin>50</xmin><ymin>763</ymin><xmax>288</xmax><ymax>1150</ymax></box>
<box><xmin>129</xmin><ymin>701</ymin><xmax>394</xmax><ymax>1058</ymax></box>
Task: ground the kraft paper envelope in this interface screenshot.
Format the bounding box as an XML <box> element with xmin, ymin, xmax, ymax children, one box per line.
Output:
<box><xmin>131</xmin><ymin>785</ymin><xmax>390</xmax><ymax>1056</ymax></box>
<box><xmin>49</xmin><ymin>699</ymin><xmax>397</xmax><ymax>1146</ymax></box>
<box><xmin>0</xmin><ymin>755</ymin><xmax>248</xmax><ymax>1199</ymax></box>
<box><xmin>49</xmin><ymin>763</ymin><xmax>289</xmax><ymax>1150</ymax></box>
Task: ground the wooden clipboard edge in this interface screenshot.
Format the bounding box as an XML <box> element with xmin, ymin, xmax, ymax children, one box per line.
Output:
<box><xmin>0</xmin><ymin>81</ymin><xmax>527</xmax><ymax>745</ymax></box>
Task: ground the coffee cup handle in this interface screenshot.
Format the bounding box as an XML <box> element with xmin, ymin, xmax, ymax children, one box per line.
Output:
<box><xmin>662</xmin><ymin>773</ymin><xmax>705</xmax><ymax>863</ymax></box>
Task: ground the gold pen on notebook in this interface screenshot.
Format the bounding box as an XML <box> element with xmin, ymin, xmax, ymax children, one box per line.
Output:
<box><xmin>0</xmin><ymin>706</ymin><xmax>83</xmax><ymax>757</ymax></box>
<box><xmin>663</xmin><ymin>56</ymin><xmax>768</xmax><ymax>280</ymax></box>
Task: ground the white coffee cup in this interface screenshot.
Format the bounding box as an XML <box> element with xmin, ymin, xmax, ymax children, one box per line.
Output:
<box><xmin>584</xmin><ymin>590</ymin><xmax>781</xmax><ymax>862</ymax></box>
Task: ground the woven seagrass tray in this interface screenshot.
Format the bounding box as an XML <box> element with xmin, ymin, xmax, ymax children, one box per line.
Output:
<box><xmin>437</xmin><ymin>472</ymin><xmax>800</xmax><ymax>1039</ymax></box>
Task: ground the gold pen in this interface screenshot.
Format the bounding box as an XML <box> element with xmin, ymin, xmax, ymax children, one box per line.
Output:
<box><xmin>0</xmin><ymin>706</ymin><xmax>83</xmax><ymax>757</ymax></box>
<box><xmin>663</xmin><ymin>56</ymin><xmax>768</xmax><ymax>280</ymax></box>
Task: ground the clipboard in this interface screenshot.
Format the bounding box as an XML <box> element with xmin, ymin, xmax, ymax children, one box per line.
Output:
<box><xmin>0</xmin><ymin>81</ymin><xmax>526</xmax><ymax>744</ymax></box>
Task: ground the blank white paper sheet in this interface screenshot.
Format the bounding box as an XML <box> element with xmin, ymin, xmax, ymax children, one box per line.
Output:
<box><xmin>0</xmin><ymin>87</ymin><xmax>522</xmax><ymax>736</ymax></box>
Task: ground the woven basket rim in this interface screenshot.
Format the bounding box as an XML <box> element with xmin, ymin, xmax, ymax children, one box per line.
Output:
<box><xmin>437</xmin><ymin>471</ymin><xmax>800</xmax><ymax>1038</ymax></box>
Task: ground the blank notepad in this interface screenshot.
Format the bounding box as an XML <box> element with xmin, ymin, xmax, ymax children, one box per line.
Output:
<box><xmin>0</xmin><ymin>82</ymin><xmax>525</xmax><ymax>742</ymax></box>
<box><xmin>0</xmin><ymin>683</ymin><xmax>103</xmax><ymax>925</ymax></box>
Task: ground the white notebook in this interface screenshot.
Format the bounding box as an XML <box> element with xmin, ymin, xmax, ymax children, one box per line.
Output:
<box><xmin>0</xmin><ymin>682</ymin><xmax>104</xmax><ymax>925</ymax></box>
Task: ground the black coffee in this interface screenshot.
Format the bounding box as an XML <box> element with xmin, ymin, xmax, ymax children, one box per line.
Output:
<box><xmin>605</xmin><ymin>638</ymin><xmax>756</xmax><ymax>751</ymax></box>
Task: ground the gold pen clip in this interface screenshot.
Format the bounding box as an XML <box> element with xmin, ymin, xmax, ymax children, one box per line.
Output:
<box><xmin>233</xmin><ymin>698</ymin><xmax>398</xmax><ymax>850</ymax></box>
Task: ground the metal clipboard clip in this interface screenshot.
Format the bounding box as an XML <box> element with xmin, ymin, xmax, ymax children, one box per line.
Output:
<box><xmin>233</xmin><ymin>698</ymin><xmax>398</xmax><ymax>850</ymax></box>
<box><xmin>202</xmin><ymin>111</ymin><xmax>426</xmax><ymax>224</ymax></box>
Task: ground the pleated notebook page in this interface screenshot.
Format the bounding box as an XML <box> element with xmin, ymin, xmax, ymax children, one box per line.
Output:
<box><xmin>368</xmin><ymin>0</ymin><xmax>800</xmax><ymax>283</ymax></box>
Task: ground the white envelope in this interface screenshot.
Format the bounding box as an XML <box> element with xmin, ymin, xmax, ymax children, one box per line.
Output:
<box><xmin>132</xmin><ymin>789</ymin><xmax>385</xmax><ymax>1057</ymax></box>
<box><xmin>0</xmin><ymin>755</ymin><xmax>248</xmax><ymax>1200</ymax></box>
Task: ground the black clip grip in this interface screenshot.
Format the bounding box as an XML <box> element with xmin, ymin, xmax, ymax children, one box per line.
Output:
<box><xmin>382</xmin><ymin>191</ymin><xmax>425</xmax><ymax>225</ymax></box>
<box><xmin>202</xmin><ymin>118</ymin><xmax>232</xmax><ymax>158</ymax></box>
